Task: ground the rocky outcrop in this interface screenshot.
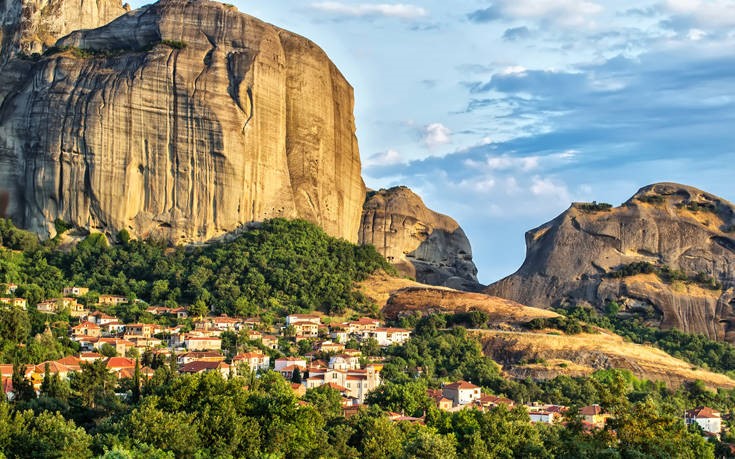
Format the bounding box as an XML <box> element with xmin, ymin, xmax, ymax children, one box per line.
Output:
<box><xmin>0</xmin><ymin>0</ymin><xmax>365</xmax><ymax>243</ymax></box>
<box><xmin>0</xmin><ymin>0</ymin><xmax>128</xmax><ymax>65</ymax></box>
<box><xmin>486</xmin><ymin>183</ymin><xmax>735</xmax><ymax>342</ymax></box>
<box><xmin>359</xmin><ymin>186</ymin><xmax>481</xmax><ymax>290</ymax></box>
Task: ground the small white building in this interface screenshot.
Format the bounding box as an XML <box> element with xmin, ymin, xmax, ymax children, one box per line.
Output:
<box><xmin>364</xmin><ymin>328</ymin><xmax>412</xmax><ymax>346</ymax></box>
<box><xmin>286</xmin><ymin>314</ymin><xmax>321</xmax><ymax>326</ymax></box>
<box><xmin>685</xmin><ymin>406</ymin><xmax>722</xmax><ymax>435</ymax></box>
<box><xmin>529</xmin><ymin>411</ymin><xmax>555</xmax><ymax>423</ymax></box>
<box><xmin>233</xmin><ymin>351</ymin><xmax>270</xmax><ymax>372</ymax></box>
<box><xmin>442</xmin><ymin>381</ymin><xmax>481</xmax><ymax>406</ymax></box>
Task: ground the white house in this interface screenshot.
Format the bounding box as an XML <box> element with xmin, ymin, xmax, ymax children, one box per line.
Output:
<box><xmin>363</xmin><ymin>328</ymin><xmax>412</xmax><ymax>346</ymax></box>
<box><xmin>442</xmin><ymin>381</ymin><xmax>481</xmax><ymax>406</ymax></box>
<box><xmin>685</xmin><ymin>406</ymin><xmax>722</xmax><ymax>435</ymax></box>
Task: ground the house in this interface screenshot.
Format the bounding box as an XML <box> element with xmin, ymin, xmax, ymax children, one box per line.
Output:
<box><xmin>0</xmin><ymin>297</ymin><xmax>27</xmax><ymax>309</ymax></box>
<box><xmin>184</xmin><ymin>335</ymin><xmax>222</xmax><ymax>351</ymax></box>
<box><xmin>241</xmin><ymin>318</ymin><xmax>260</xmax><ymax>329</ymax></box>
<box><xmin>105</xmin><ymin>357</ymin><xmax>136</xmax><ymax>374</ymax></box>
<box><xmin>329</xmin><ymin>325</ymin><xmax>350</xmax><ymax>344</ymax></box>
<box><xmin>261</xmin><ymin>335</ymin><xmax>279</xmax><ymax>350</ymax></box>
<box><xmin>36</xmin><ymin>300</ymin><xmax>59</xmax><ymax>314</ymax></box>
<box><xmin>317</xmin><ymin>340</ymin><xmax>345</xmax><ymax>354</ymax></box>
<box><xmin>101</xmin><ymin>321</ymin><xmax>126</xmax><ymax>336</ymax></box>
<box><xmin>2</xmin><ymin>377</ymin><xmax>12</xmax><ymax>401</ymax></box>
<box><xmin>79</xmin><ymin>352</ymin><xmax>103</xmax><ymax>362</ymax></box>
<box><xmin>428</xmin><ymin>389</ymin><xmax>454</xmax><ymax>411</ymax></box>
<box><xmin>87</xmin><ymin>311</ymin><xmax>118</xmax><ymax>326</ymax></box>
<box><xmin>329</xmin><ymin>354</ymin><xmax>361</xmax><ymax>370</ymax></box>
<box><xmin>124</xmin><ymin>323</ymin><xmax>155</xmax><ymax>339</ymax></box>
<box><xmin>364</xmin><ymin>328</ymin><xmax>411</xmax><ymax>346</ymax></box>
<box><xmin>474</xmin><ymin>394</ymin><xmax>514</xmax><ymax>411</ymax></box>
<box><xmin>71</xmin><ymin>321</ymin><xmax>101</xmax><ymax>338</ymax></box>
<box><xmin>579</xmin><ymin>405</ymin><xmax>608</xmax><ymax>428</ymax></box>
<box><xmin>304</xmin><ymin>365</ymin><xmax>382</xmax><ymax>404</ymax></box>
<box><xmin>94</xmin><ymin>338</ymin><xmax>135</xmax><ymax>356</ymax></box>
<box><xmin>127</xmin><ymin>336</ymin><xmax>163</xmax><ymax>350</ymax></box>
<box><xmin>529</xmin><ymin>411</ymin><xmax>556</xmax><ymax>423</ymax></box>
<box><xmin>67</xmin><ymin>301</ymin><xmax>89</xmax><ymax>318</ymax></box>
<box><xmin>286</xmin><ymin>314</ymin><xmax>321</xmax><ymax>326</ymax></box>
<box><xmin>443</xmin><ymin>381</ymin><xmax>481</xmax><ymax>406</ymax></box>
<box><xmin>292</xmin><ymin>321</ymin><xmax>320</xmax><ymax>338</ymax></box>
<box><xmin>291</xmin><ymin>383</ymin><xmax>307</xmax><ymax>397</ymax></box>
<box><xmin>179</xmin><ymin>360</ymin><xmax>230</xmax><ymax>377</ymax></box>
<box><xmin>345</xmin><ymin>317</ymin><xmax>381</xmax><ymax>334</ymax></box>
<box><xmin>4</xmin><ymin>283</ymin><xmax>17</xmax><ymax>295</ymax></box>
<box><xmin>177</xmin><ymin>351</ymin><xmax>225</xmax><ymax>365</ymax></box>
<box><xmin>685</xmin><ymin>406</ymin><xmax>722</xmax><ymax>435</ymax></box>
<box><xmin>232</xmin><ymin>351</ymin><xmax>270</xmax><ymax>372</ymax></box>
<box><xmin>275</xmin><ymin>357</ymin><xmax>308</xmax><ymax>372</ymax></box>
<box><xmin>55</xmin><ymin>356</ymin><xmax>82</xmax><ymax>372</ymax></box>
<box><xmin>63</xmin><ymin>286</ymin><xmax>89</xmax><ymax>297</ymax></box>
<box><xmin>33</xmin><ymin>361</ymin><xmax>72</xmax><ymax>380</ymax></box>
<box><xmin>98</xmin><ymin>295</ymin><xmax>128</xmax><ymax>306</ymax></box>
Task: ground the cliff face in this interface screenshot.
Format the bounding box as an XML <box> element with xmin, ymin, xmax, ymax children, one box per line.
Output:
<box><xmin>0</xmin><ymin>0</ymin><xmax>128</xmax><ymax>65</ymax></box>
<box><xmin>0</xmin><ymin>0</ymin><xmax>365</xmax><ymax>243</ymax></box>
<box><xmin>486</xmin><ymin>183</ymin><xmax>735</xmax><ymax>342</ymax></box>
<box><xmin>359</xmin><ymin>186</ymin><xmax>481</xmax><ymax>290</ymax></box>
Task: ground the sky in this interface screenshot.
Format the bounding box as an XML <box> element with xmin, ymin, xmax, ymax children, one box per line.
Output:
<box><xmin>131</xmin><ymin>0</ymin><xmax>735</xmax><ymax>283</ymax></box>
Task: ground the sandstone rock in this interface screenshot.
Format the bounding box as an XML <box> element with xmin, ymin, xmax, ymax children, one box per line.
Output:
<box><xmin>359</xmin><ymin>186</ymin><xmax>481</xmax><ymax>290</ymax></box>
<box><xmin>486</xmin><ymin>183</ymin><xmax>735</xmax><ymax>342</ymax></box>
<box><xmin>0</xmin><ymin>0</ymin><xmax>365</xmax><ymax>243</ymax></box>
<box><xmin>0</xmin><ymin>0</ymin><xmax>128</xmax><ymax>65</ymax></box>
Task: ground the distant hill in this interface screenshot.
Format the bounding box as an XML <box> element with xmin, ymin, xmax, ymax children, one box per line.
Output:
<box><xmin>361</xmin><ymin>272</ymin><xmax>735</xmax><ymax>389</ymax></box>
<box><xmin>487</xmin><ymin>183</ymin><xmax>735</xmax><ymax>343</ymax></box>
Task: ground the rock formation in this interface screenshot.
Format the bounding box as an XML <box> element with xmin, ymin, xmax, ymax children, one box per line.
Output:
<box><xmin>486</xmin><ymin>183</ymin><xmax>735</xmax><ymax>342</ymax></box>
<box><xmin>0</xmin><ymin>0</ymin><xmax>365</xmax><ymax>243</ymax></box>
<box><xmin>0</xmin><ymin>0</ymin><xmax>128</xmax><ymax>65</ymax></box>
<box><xmin>359</xmin><ymin>186</ymin><xmax>481</xmax><ymax>290</ymax></box>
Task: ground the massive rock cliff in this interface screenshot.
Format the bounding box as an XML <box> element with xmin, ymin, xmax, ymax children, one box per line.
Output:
<box><xmin>0</xmin><ymin>0</ymin><xmax>365</xmax><ymax>243</ymax></box>
<box><xmin>359</xmin><ymin>186</ymin><xmax>481</xmax><ymax>290</ymax></box>
<box><xmin>486</xmin><ymin>183</ymin><xmax>735</xmax><ymax>342</ymax></box>
<box><xmin>0</xmin><ymin>0</ymin><xmax>128</xmax><ymax>65</ymax></box>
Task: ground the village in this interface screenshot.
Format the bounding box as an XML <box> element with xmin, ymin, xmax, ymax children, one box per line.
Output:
<box><xmin>0</xmin><ymin>285</ymin><xmax>724</xmax><ymax>438</ymax></box>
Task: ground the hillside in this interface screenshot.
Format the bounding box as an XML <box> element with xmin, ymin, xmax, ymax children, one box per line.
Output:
<box><xmin>477</xmin><ymin>329</ymin><xmax>735</xmax><ymax>390</ymax></box>
<box><xmin>361</xmin><ymin>272</ymin><xmax>735</xmax><ymax>389</ymax></box>
<box><xmin>486</xmin><ymin>182</ymin><xmax>735</xmax><ymax>342</ymax></box>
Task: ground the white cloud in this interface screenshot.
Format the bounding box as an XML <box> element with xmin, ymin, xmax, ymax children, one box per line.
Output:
<box><xmin>470</xmin><ymin>0</ymin><xmax>604</xmax><ymax>28</ymax></box>
<box><xmin>530</xmin><ymin>176</ymin><xmax>571</xmax><ymax>202</ymax></box>
<box><xmin>487</xmin><ymin>155</ymin><xmax>540</xmax><ymax>171</ymax></box>
<box><xmin>310</xmin><ymin>2</ymin><xmax>428</xmax><ymax>19</ymax></box>
<box><xmin>422</xmin><ymin>123</ymin><xmax>452</xmax><ymax>149</ymax></box>
<box><xmin>661</xmin><ymin>0</ymin><xmax>735</xmax><ymax>28</ymax></box>
<box><xmin>364</xmin><ymin>148</ymin><xmax>405</xmax><ymax>167</ymax></box>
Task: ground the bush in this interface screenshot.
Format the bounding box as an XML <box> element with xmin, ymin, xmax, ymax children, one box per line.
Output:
<box><xmin>576</xmin><ymin>201</ymin><xmax>613</xmax><ymax>213</ymax></box>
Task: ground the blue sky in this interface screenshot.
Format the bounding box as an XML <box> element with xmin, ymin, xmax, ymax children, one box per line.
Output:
<box><xmin>130</xmin><ymin>0</ymin><xmax>735</xmax><ymax>283</ymax></box>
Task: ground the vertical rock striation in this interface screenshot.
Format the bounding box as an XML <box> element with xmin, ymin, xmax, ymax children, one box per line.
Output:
<box><xmin>0</xmin><ymin>0</ymin><xmax>365</xmax><ymax>243</ymax></box>
<box><xmin>0</xmin><ymin>0</ymin><xmax>128</xmax><ymax>65</ymax></box>
<box><xmin>359</xmin><ymin>186</ymin><xmax>481</xmax><ymax>291</ymax></box>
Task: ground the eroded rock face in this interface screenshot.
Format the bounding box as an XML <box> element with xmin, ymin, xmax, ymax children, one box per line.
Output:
<box><xmin>486</xmin><ymin>183</ymin><xmax>735</xmax><ymax>342</ymax></box>
<box><xmin>359</xmin><ymin>186</ymin><xmax>481</xmax><ymax>290</ymax></box>
<box><xmin>0</xmin><ymin>0</ymin><xmax>128</xmax><ymax>65</ymax></box>
<box><xmin>0</xmin><ymin>0</ymin><xmax>365</xmax><ymax>243</ymax></box>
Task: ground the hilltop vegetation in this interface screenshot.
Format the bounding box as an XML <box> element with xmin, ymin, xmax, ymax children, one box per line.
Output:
<box><xmin>1</xmin><ymin>218</ymin><xmax>392</xmax><ymax>319</ymax></box>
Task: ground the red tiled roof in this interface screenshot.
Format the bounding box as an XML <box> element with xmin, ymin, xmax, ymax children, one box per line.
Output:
<box><xmin>106</xmin><ymin>357</ymin><xmax>136</xmax><ymax>369</ymax></box>
<box><xmin>179</xmin><ymin>361</ymin><xmax>229</xmax><ymax>373</ymax></box>
<box><xmin>686</xmin><ymin>406</ymin><xmax>721</xmax><ymax>419</ymax></box>
<box><xmin>326</xmin><ymin>382</ymin><xmax>348</xmax><ymax>392</ymax></box>
<box><xmin>444</xmin><ymin>380</ymin><xmax>479</xmax><ymax>390</ymax></box>
<box><xmin>579</xmin><ymin>405</ymin><xmax>603</xmax><ymax>416</ymax></box>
